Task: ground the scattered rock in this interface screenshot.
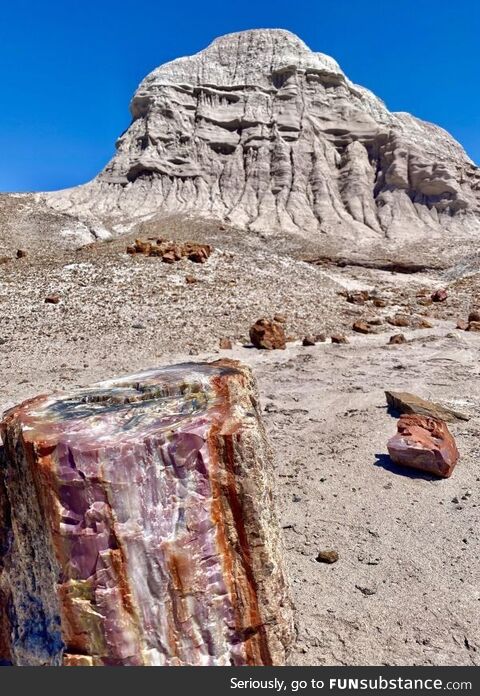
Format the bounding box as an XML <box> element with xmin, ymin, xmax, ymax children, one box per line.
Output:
<box><xmin>387</xmin><ymin>414</ymin><xmax>459</xmax><ymax>478</ymax></box>
<box><xmin>16</xmin><ymin>249</ymin><xmax>27</xmax><ymax>259</ymax></box>
<box><xmin>273</xmin><ymin>313</ymin><xmax>287</xmax><ymax>324</ymax></box>
<box><xmin>387</xmin><ymin>314</ymin><xmax>410</xmax><ymax>328</ymax></box>
<box><xmin>467</xmin><ymin>321</ymin><xmax>480</xmax><ymax>332</ymax></box>
<box><xmin>44</xmin><ymin>294</ymin><xmax>61</xmax><ymax>305</ymax></box>
<box><xmin>355</xmin><ymin>585</ymin><xmax>377</xmax><ymax>596</ymax></box>
<box><xmin>331</xmin><ymin>333</ymin><xmax>349</xmax><ymax>344</ymax></box>
<box><xmin>468</xmin><ymin>310</ymin><xmax>480</xmax><ymax>323</ymax></box>
<box><xmin>385</xmin><ymin>390</ymin><xmax>469</xmax><ymax>422</ymax></box>
<box><xmin>346</xmin><ymin>290</ymin><xmax>369</xmax><ymax>305</ymax></box>
<box><xmin>316</xmin><ymin>550</ymin><xmax>339</xmax><ymax>564</ymax></box>
<box><xmin>302</xmin><ymin>335</ymin><xmax>316</xmax><ymax>346</ymax></box>
<box><xmin>456</xmin><ymin>319</ymin><xmax>469</xmax><ymax>330</ymax></box>
<box><xmin>413</xmin><ymin>318</ymin><xmax>433</xmax><ymax>329</ymax></box>
<box><xmin>431</xmin><ymin>289</ymin><xmax>448</xmax><ymax>302</ymax></box>
<box><xmin>0</xmin><ymin>256</ymin><xmax>11</xmax><ymax>265</ymax></box>
<box><xmin>132</xmin><ymin>322</ymin><xmax>146</xmax><ymax>330</ymax></box>
<box><xmin>352</xmin><ymin>320</ymin><xmax>376</xmax><ymax>334</ymax></box>
<box><xmin>373</xmin><ymin>298</ymin><xmax>388</xmax><ymax>308</ymax></box>
<box><xmin>185</xmin><ymin>275</ymin><xmax>197</xmax><ymax>284</ymax></box>
<box><xmin>417</xmin><ymin>297</ymin><xmax>433</xmax><ymax>306</ymax></box>
<box><xmin>315</xmin><ymin>333</ymin><xmax>327</xmax><ymax>343</ymax></box>
<box><xmin>127</xmin><ymin>239</ymin><xmax>212</xmax><ymax>264</ymax></box>
<box><xmin>388</xmin><ymin>333</ymin><xmax>406</xmax><ymax>345</ymax></box>
<box><xmin>249</xmin><ymin>318</ymin><xmax>286</xmax><ymax>350</ymax></box>
<box><xmin>219</xmin><ymin>337</ymin><xmax>233</xmax><ymax>349</ymax></box>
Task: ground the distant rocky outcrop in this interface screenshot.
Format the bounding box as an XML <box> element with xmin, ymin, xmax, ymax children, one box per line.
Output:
<box><xmin>44</xmin><ymin>29</ymin><xmax>480</xmax><ymax>246</ymax></box>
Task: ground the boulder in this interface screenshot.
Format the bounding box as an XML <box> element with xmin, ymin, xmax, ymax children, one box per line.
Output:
<box><xmin>385</xmin><ymin>390</ymin><xmax>469</xmax><ymax>422</ymax></box>
<box><xmin>387</xmin><ymin>414</ymin><xmax>459</xmax><ymax>478</ymax></box>
<box><xmin>249</xmin><ymin>319</ymin><xmax>286</xmax><ymax>350</ymax></box>
<box><xmin>0</xmin><ymin>360</ymin><xmax>294</xmax><ymax>666</ymax></box>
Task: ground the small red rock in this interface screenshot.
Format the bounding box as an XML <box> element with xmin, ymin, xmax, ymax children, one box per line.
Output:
<box><xmin>414</xmin><ymin>318</ymin><xmax>433</xmax><ymax>329</ymax></box>
<box><xmin>387</xmin><ymin>314</ymin><xmax>410</xmax><ymax>328</ymax></box>
<box><xmin>185</xmin><ymin>275</ymin><xmax>197</xmax><ymax>284</ymax></box>
<box><xmin>456</xmin><ymin>319</ymin><xmax>469</xmax><ymax>330</ymax></box>
<box><xmin>388</xmin><ymin>333</ymin><xmax>406</xmax><ymax>345</ymax></box>
<box><xmin>353</xmin><ymin>320</ymin><xmax>376</xmax><ymax>334</ymax></box>
<box><xmin>302</xmin><ymin>335</ymin><xmax>316</xmax><ymax>346</ymax></box>
<box><xmin>45</xmin><ymin>295</ymin><xmax>60</xmax><ymax>305</ymax></box>
<box><xmin>219</xmin><ymin>337</ymin><xmax>233</xmax><ymax>349</ymax></box>
<box><xmin>346</xmin><ymin>290</ymin><xmax>369</xmax><ymax>305</ymax></box>
<box><xmin>373</xmin><ymin>298</ymin><xmax>388</xmax><ymax>308</ymax></box>
<box><xmin>467</xmin><ymin>321</ymin><xmax>480</xmax><ymax>332</ymax></box>
<box><xmin>273</xmin><ymin>313</ymin><xmax>287</xmax><ymax>324</ymax></box>
<box><xmin>331</xmin><ymin>333</ymin><xmax>349</xmax><ymax>344</ymax></box>
<box><xmin>249</xmin><ymin>319</ymin><xmax>286</xmax><ymax>350</ymax></box>
<box><xmin>468</xmin><ymin>310</ymin><xmax>480</xmax><ymax>323</ymax></box>
<box><xmin>431</xmin><ymin>289</ymin><xmax>447</xmax><ymax>303</ymax></box>
<box><xmin>387</xmin><ymin>414</ymin><xmax>459</xmax><ymax>478</ymax></box>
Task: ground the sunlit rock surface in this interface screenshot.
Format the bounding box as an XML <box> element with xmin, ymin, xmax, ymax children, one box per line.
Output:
<box><xmin>0</xmin><ymin>360</ymin><xmax>293</xmax><ymax>666</ymax></box>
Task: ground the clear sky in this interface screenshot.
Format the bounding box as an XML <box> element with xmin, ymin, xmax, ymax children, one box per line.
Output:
<box><xmin>1</xmin><ymin>0</ymin><xmax>478</xmax><ymax>192</ymax></box>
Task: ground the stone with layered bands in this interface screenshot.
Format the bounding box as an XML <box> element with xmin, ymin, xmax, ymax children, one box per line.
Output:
<box><xmin>0</xmin><ymin>360</ymin><xmax>294</xmax><ymax>666</ymax></box>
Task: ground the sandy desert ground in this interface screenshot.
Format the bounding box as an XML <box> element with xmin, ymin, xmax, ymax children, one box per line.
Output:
<box><xmin>1</xmin><ymin>212</ymin><xmax>479</xmax><ymax>665</ymax></box>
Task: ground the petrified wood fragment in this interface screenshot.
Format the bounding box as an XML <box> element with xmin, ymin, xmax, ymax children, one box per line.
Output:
<box><xmin>387</xmin><ymin>414</ymin><xmax>459</xmax><ymax>478</ymax></box>
<box><xmin>0</xmin><ymin>360</ymin><xmax>293</xmax><ymax>666</ymax></box>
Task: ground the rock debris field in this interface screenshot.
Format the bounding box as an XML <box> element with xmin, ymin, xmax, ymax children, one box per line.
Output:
<box><xmin>1</xmin><ymin>218</ymin><xmax>479</xmax><ymax>665</ymax></box>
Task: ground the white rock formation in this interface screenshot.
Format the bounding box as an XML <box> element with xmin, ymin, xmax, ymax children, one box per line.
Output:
<box><xmin>45</xmin><ymin>29</ymin><xmax>480</xmax><ymax>245</ymax></box>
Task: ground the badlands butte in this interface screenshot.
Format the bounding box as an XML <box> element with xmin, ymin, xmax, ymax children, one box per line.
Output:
<box><xmin>1</xmin><ymin>29</ymin><xmax>480</xmax><ymax>665</ymax></box>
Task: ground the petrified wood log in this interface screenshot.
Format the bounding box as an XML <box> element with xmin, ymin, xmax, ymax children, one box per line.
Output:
<box><xmin>0</xmin><ymin>360</ymin><xmax>293</xmax><ymax>666</ymax></box>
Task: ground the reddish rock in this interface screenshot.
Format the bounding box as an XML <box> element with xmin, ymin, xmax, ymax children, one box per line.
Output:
<box><xmin>387</xmin><ymin>314</ymin><xmax>410</xmax><ymax>328</ymax></box>
<box><xmin>44</xmin><ymin>294</ymin><xmax>60</xmax><ymax>305</ymax></box>
<box><xmin>219</xmin><ymin>337</ymin><xmax>233</xmax><ymax>349</ymax></box>
<box><xmin>387</xmin><ymin>414</ymin><xmax>459</xmax><ymax>478</ymax></box>
<box><xmin>316</xmin><ymin>550</ymin><xmax>339</xmax><ymax>564</ymax></box>
<box><xmin>186</xmin><ymin>243</ymin><xmax>212</xmax><ymax>263</ymax></box>
<box><xmin>185</xmin><ymin>275</ymin><xmax>197</xmax><ymax>284</ymax></box>
<box><xmin>353</xmin><ymin>320</ymin><xmax>376</xmax><ymax>334</ymax></box>
<box><xmin>331</xmin><ymin>333</ymin><xmax>349</xmax><ymax>344</ymax></box>
<box><xmin>456</xmin><ymin>319</ymin><xmax>469</xmax><ymax>330</ymax></box>
<box><xmin>431</xmin><ymin>289</ymin><xmax>447</xmax><ymax>302</ymax></box>
<box><xmin>373</xmin><ymin>298</ymin><xmax>388</xmax><ymax>308</ymax></box>
<box><xmin>0</xmin><ymin>256</ymin><xmax>11</xmax><ymax>264</ymax></box>
<box><xmin>302</xmin><ymin>335</ymin><xmax>316</xmax><ymax>346</ymax></box>
<box><xmin>315</xmin><ymin>333</ymin><xmax>327</xmax><ymax>343</ymax></box>
<box><xmin>346</xmin><ymin>290</ymin><xmax>369</xmax><ymax>305</ymax></box>
<box><xmin>126</xmin><ymin>245</ymin><xmax>136</xmax><ymax>255</ymax></box>
<box><xmin>161</xmin><ymin>251</ymin><xmax>177</xmax><ymax>264</ymax></box>
<box><xmin>388</xmin><ymin>333</ymin><xmax>406</xmax><ymax>345</ymax></box>
<box><xmin>468</xmin><ymin>310</ymin><xmax>480</xmax><ymax>323</ymax></box>
<box><xmin>413</xmin><ymin>318</ymin><xmax>433</xmax><ymax>329</ymax></box>
<box><xmin>249</xmin><ymin>319</ymin><xmax>286</xmax><ymax>350</ymax></box>
<box><xmin>273</xmin><ymin>313</ymin><xmax>287</xmax><ymax>324</ymax></box>
<box><xmin>16</xmin><ymin>249</ymin><xmax>27</xmax><ymax>259</ymax></box>
<box><xmin>467</xmin><ymin>321</ymin><xmax>480</xmax><ymax>332</ymax></box>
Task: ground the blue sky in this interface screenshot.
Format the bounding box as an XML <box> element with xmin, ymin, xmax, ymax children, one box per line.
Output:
<box><xmin>0</xmin><ymin>0</ymin><xmax>478</xmax><ymax>191</ymax></box>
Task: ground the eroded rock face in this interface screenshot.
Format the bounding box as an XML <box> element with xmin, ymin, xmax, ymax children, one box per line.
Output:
<box><xmin>387</xmin><ymin>414</ymin><xmax>459</xmax><ymax>478</ymax></box>
<box><xmin>0</xmin><ymin>360</ymin><xmax>294</xmax><ymax>666</ymax></box>
<box><xmin>45</xmin><ymin>29</ymin><xmax>480</xmax><ymax>244</ymax></box>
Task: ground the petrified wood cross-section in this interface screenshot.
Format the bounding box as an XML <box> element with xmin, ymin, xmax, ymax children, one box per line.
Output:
<box><xmin>0</xmin><ymin>360</ymin><xmax>293</xmax><ymax>666</ymax></box>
